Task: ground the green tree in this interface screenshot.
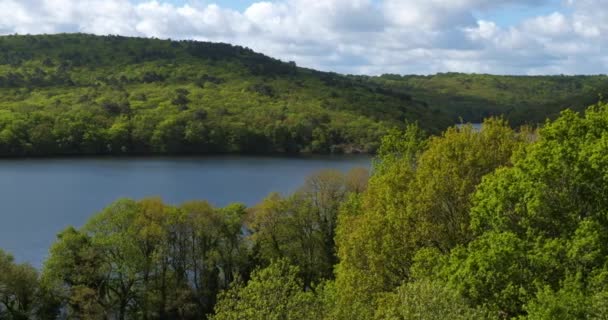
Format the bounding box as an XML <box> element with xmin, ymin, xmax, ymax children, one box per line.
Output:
<box><xmin>374</xmin><ymin>280</ymin><xmax>491</xmax><ymax>320</ymax></box>
<box><xmin>212</xmin><ymin>259</ymin><xmax>322</xmax><ymax>320</ymax></box>
<box><xmin>42</xmin><ymin>227</ymin><xmax>106</xmax><ymax>319</ymax></box>
<box><xmin>449</xmin><ymin>102</ymin><xmax>608</xmax><ymax>317</ymax></box>
<box><xmin>42</xmin><ymin>197</ymin><xmax>251</xmax><ymax>319</ymax></box>
<box><xmin>0</xmin><ymin>250</ymin><xmax>41</xmax><ymax>320</ymax></box>
<box><xmin>334</xmin><ymin>120</ymin><xmax>526</xmax><ymax>319</ymax></box>
<box><xmin>249</xmin><ymin>168</ymin><xmax>368</xmax><ymax>287</ymax></box>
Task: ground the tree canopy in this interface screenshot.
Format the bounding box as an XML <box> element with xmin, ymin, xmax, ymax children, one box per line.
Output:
<box><xmin>0</xmin><ymin>34</ymin><xmax>452</xmax><ymax>156</ymax></box>
<box><xmin>373</xmin><ymin>73</ymin><xmax>608</xmax><ymax>125</ymax></box>
<box><xmin>5</xmin><ymin>102</ymin><xmax>608</xmax><ymax>319</ymax></box>
<box><xmin>1</xmin><ymin>34</ymin><xmax>606</xmax><ymax>157</ymax></box>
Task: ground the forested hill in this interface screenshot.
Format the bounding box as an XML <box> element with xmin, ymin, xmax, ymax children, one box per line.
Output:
<box><xmin>0</xmin><ymin>33</ymin><xmax>449</xmax><ymax>156</ymax></box>
<box><xmin>2</xmin><ymin>34</ymin><xmax>606</xmax><ymax>157</ymax></box>
<box><xmin>372</xmin><ymin>73</ymin><xmax>608</xmax><ymax>125</ymax></box>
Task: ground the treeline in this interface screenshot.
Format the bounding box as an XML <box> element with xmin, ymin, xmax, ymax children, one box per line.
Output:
<box><xmin>0</xmin><ymin>168</ymin><xmax>368</xmax><ymax>319</ymax></box>
<box><xmin>3</xmin><ymin>34</ymin><xmax>606</xmax><ymax>156</ymax></box>
<box><xmin>371</xmin><ymin>72</ymin><xmax>608</xmax><ymax>125</ymax></box>
<box><xmin>0</xmin><ymin>34</ymin><xmax>449</xmax><ymax>156</ymax></box>
<box><xmin>4</xmin><ymin>102</ymin><xmax>608</xmax><ymax>319</ymax></box>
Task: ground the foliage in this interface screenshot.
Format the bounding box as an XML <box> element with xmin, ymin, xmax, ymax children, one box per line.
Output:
<box><xmin>374</xmin><ymin>280</ymin><xmax>491</xmax><ymax>320</ymax></box>
<box><xmin>0</xmin><ymin>250</ymin><xmax>45</xmax><ymax>320</ymax></box>
<box><xmin>333</xmin><ymin>119</ymin><xmax>527</xmax><ymax>319</ymax></box>
<box><xmin>446</xmin><ymin>101</ymin><xmax>608</xmax><ymax>317</ymax></box>
<box><xmin>247</xmin><ymin>168</ymin><xmax>368</xmax><ymax>287</ymax></box>
<box><xmin>7</xmin><ymin>102</ymin><xmax>608</xmax><ymax>319</ymax></box>
<box><xmin>212</xmin><ymin>259</ymin><xmax>323</xmax><ymax>320</ymax></box>
<box><xmin>42</xmin><ymin>198</ymin><xmax>250</xmax><ymax>319</ymax></box>
<box><xmin>0</xmin><ymin>34</ymin><xmax>452</xmax><ymax>157</ymax></box>
<box><xmin>1</xmin><ymin>35</ymin><xmax>606</xmax><ymax>156</ymax></box>
<box><xmin>372</xmin><ymin>73</ymin><xmax>608</xmax><ymax>125</ymax></box>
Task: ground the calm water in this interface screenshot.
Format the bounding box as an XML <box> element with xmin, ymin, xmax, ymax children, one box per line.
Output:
<box><xmin>0</xmin><ymin>156</ymin><xmax>371</xmax><ymax>267</ymax></box>
<box><xmin>456</xmin><ymin>123</ymin><xmax>483</xmax><ymax>131</ymax></box>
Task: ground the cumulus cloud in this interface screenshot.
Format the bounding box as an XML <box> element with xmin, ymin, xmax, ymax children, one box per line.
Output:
<box><xmin>0</xmin><ymin>0</ymin><xmax>606</xmax><ymax>75</ymax></box>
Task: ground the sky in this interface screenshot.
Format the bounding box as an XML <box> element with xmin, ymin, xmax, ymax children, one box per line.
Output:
<box><xmin>0</xmin><ymin>0</ymin><xmax>606</xmax><ymax>75</ymax></box>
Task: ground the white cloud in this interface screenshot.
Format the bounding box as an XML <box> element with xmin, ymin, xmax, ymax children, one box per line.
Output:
<box><xmin>0</xmin><ymin>0</ymin><xmax>606</xmax><ymax>75</ymax></box>
<box><xmin>134</xmin><ymin>2</ymin><xmax>250</xmax><ymax>39</ymax></box>
<box><xmin>523</xmin><ymin>12</ymin><xmax>571</xmax><ymax>37</ymax></box>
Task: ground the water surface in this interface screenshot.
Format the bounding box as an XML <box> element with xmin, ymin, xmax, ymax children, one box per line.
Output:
<box><xmin>0</xmin><ymin>156</ymin><xmax>370</xmax><ymax>266</ymax></box>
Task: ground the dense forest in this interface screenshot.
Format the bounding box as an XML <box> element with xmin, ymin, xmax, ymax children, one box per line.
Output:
<box><xmin>1</xmin><ymin>34</ymin><xmax>607</xmax><ymax>156</ymax></box>
<box><xmin>3</xmin><ymin>102</ymin><xmax>608</xmax><ymax>319</ymax></box>
<box><xmin>372</xmin><ymin>73</ymin><xmax>608</xmax><ymax>125</ymax></box>
<box><xmin>0</xmin><ymin>34</ymin><xmax>449</xmax><ymax>156</ymax></box>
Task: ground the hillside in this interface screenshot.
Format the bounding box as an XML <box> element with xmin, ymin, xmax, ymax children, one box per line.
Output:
<box><xmin>0</xmin><ymin>34</ymin><xmax>449</xmax><ymax>156</ymax></box>
<box><xmin>2</xmin><ymin>34</ymin><xmax>607</xmax><ymax>157</ymax></box>
<box><xmin>371</xmin><ymin>73</ymin><xmax>608</xmax><ymax>125</ymax></box>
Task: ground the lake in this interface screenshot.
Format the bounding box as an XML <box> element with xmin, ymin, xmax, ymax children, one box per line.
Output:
<box><xmin>456</xmin><ymin>123</ymin><xmax>483</xmax><ymax>131</ymax></box>
<box><xmin>0</xmin><ymin>156</ymin><xmax>371</xmax><ymax>267</ymax></box>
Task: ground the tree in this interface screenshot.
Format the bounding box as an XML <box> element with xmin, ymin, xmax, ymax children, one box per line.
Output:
<box><xmin>524</xmin><ymin>276</ymin><xmax>608</xmax><ymax>320</ymax></box>
<box><xmin>151</xmin><ymin>116</ymin><xmax>186</xmax><ymax>153</ymax></box>
<box><xmin>445</xmin><ymin>232</ymin><xmax>532</xmax><ymax>317</ymax></box>
<box><xmin>249</xmin><ymin>169</ymin><xmax>368</xmax><ymax>287</ymax></box>
<box><xmin>171</xmin><ymin>88</ymin><xmax>191</xmax><ymax>108</ymax></box>
<box><xmin>334</xmin><ymin>120</ymin><xmax>527</xmax><ymax>319</ymax></box>
<box><xmin>0</xmin><ymin>249</ymin><xmax>44</xmax><ymax>320</ymax></box>
<box><xmin>448</xmin><ymin>102</ymin><xmax>608</xmax><ymax>317</ymax></box>
<box><xmin>42</xmin><ymin>227</ymin><xmax>106</xmax><ymax>319</ymax></box>
<box><xmin>334</xmin><ymin>124</ymin><xmax>427</xmax><ymax>320</ymax></box>
<box><xmin>42</xmin><ymin>197</ymin><xmax>251</xmax><ymax>319</ymax></box>
<box><xmin>212</xmin><ymin>259</ymin><xmax>322</xmax><ymax>320</ymax></box>
<box><xmin>374</xmin><ymin>280</ymin><xmax>490</xmax><ymax>320</ymax></box>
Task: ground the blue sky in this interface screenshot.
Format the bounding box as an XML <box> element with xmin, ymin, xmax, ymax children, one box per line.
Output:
<box><xmin>160</xmin><ymin>0</ymin><xmax>255</xmax><ymax>10</ymax></box>
<box><xmin>161</xmin><ymin>0</ymin><xmax>568</xmax><ymax>26</ymax></box>
<box><xmin>0</xmin><ymin>0</ymin><xmax>606</xmax><ymax>75</ymax></box>
<box><xmin>475</xmin><ymin>0</ymin><xmax>567</xmax><ymax>27</ymax></box>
